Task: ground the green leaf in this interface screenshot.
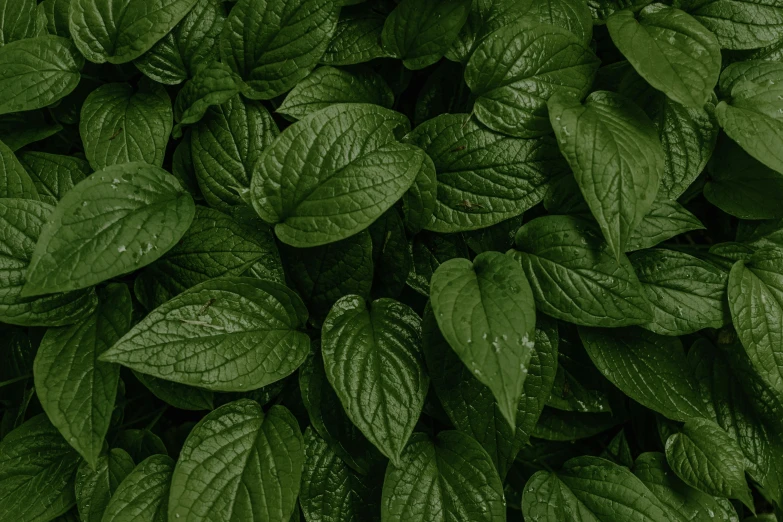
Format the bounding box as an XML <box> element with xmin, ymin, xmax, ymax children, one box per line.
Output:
<box><xmin>631</xmin><ymin>249</ymin><xmax>729</xmax><ymax>335</ymax></box>
<box><xmin>172</xmin><ymin>62</ymin><xmax>242</xmax><ymax>138</ymax></box>
<box><xmin>22</xmin><ymin>162</ymin><xmax>195</xmax><ymax>296</ymax></box>
<box><xmin>626</xmin><ymin>198</ymin><xmax>706</xmax><ymax>252</ymax></box>
<box><xmin>191</xmin><ymin>95</ymin><xmax>279</xmax><ymax>210</ymax></box>
<box><xmin>17</xmin><ymin>152</ymin><xmax>89</xmax><ymax>205</ymax></box>
<box><xmin>548</xmin><ymin>91</ymin><xmax>664</xmax><ymax>258</ymax></box>
<box><xmin>0</xmin><ymin>0</ymin><xmax>37</xmax><ymax>46</ymax></box>
<box><xmin>320</xmin><ymin>4</ymin><xmax>389</xmax><ymax>65</ymax></box>
<box><xmin>75</xmin><ymin>448</ymin><xmax>135</xmax><ymax>522</ymax></box>
<box><xmin>0</xmin><ymin>36</ymin><xmax>83</xmax><ymax>115</ymax></box>
<box><xmin>134</xmin><ymin>0</ymin><xmax>225</xmax><ymax>85</ymax></box>
<box><xmin>0</xmin><ymin>198</ymin><xmax>98</xmax><ymax>326</ymax></box>
<box><xmin>0</xmin><ymin>414</ymin><xmax>82</xmax><ymax>522</ymax></box>
<box><xmin>413</xmin><ymin>61</ymin><xmax>472</xmax><ymax>126</ymax></box>
<box><xmin>715</xmin><ymin>60</ymin><xmax>783</xmax><ymax>174</ymax></box>
<box><xmin>532</xmin><ymin>407</ymin><xmax>622</xmax><ymax>440</ymax></box>
<box><xmin>0</xmin><ymin>112</ymin><xmax>63</xmax><ymax>152</ymax></box>
<box><xmin>80</xmin><ymin>81</ymin><xmax>173</xmax><ymax>170</ymax></box>
<box><xmin>522</xmin><ymin>456</ymin><xmax>674</xmax><ymax>521</ymax></box>
<box><xmin>463</xmin><ymin>214</ymin><xmax>526</xmax><ymax>254</ymax></box>
<box><xmin>134</xmin><ymin>205</ymin><xmax>282</xmax><ymax>310</ymax></box>
<box><xmin>465</xmin><ymin>20</ymin><xmax>600</xmax><ymax>137</ymax></box>
<box><xmin>381</xmin><ymin>431</ymin><xmax>506</xmax><ymax>522</ymax></box>
<box><xmin>403</xmin><ymin>113</ymin><xmax>567</xmax><ymax>232</ymax></box>
<box><xmin>608</xmin><ymin>6</ymin><xmax>721</xmax><ymax>108</ymax></box>
<box><xmin>423</xmin><ymin>304</ymin><xmax>558</xmax><ymax>478</ymax></box>
<box><xmin>299</xmin><ymin>428</ymin><xmax>382</xmax><ymax>522</ymax></box>
<box><xmin>281</xmin><ymin>231</ymin><xmax>373</xmax><ymax>326</ymax></box>
<box><xmin>429</xmin><ymin>250</ymin><xmax>537</xmax><ymax>428</ymax></box>
<box><xmin>278</xmin><ymin>66</ymin><xmax>394</xmax><ymax>120</ymax></box>
<box><xmin>321</xmin><ymin>295</ymin><xmax>428</xmax><ymax>464</ymax></box>
<box><xmin>368</xmin><ymin>207</ymin><xmax>412</xmax><ymax>297</ymax></box>
<box><xmin>706</xmin><ymin>135</ymin><xmax>783</xmax><ymax>219</ymax></box>
<box><xmin>407</xmin><ymin>231</ymin><xmax>470</xmax><ymax>296</ymax></box>
<box><xmin>446</xmin><ymin>0</ymin><xmax>531</xmax><ymax>62</ymax></box>
<box><xmin>579</xmin><ymin>326</ymin><xmax>711</xmax><ymax>421</ymax></box>
<box><xmin>69</xmin><ymin>0</ymin><xmax>200</xmax><ymax>64</ymax></box>
<box><xmin>511</xmin><ymin>214</ymin><xmax>652</xmax><ymax>326</ymax></box>
<box><xmin>219</xmin><ymin>0</ymin><xmax>338</xmax><ymax>99</ymax></box>
<box><xmin>683</xmin><ymin>0</ymin><xmax>783</xmax><ymax>49</ymax></box>
<box><xmin>250</xmin><ymin>103</ymin><xmax>425</xmax><ymax>247</ymax></box>
<box><xmin>381</xmin><ymin>0</ymin><xmax>472</xmax><ymax>70</ymax></box>
<box><xmin>728</xmin><ymin>247</ymin><xmax>783</xmax><ymax>399</ymax></box>
<box><xmin>0</xmin><ymin>139</ymin><xmax>39</xmax><ymax>200</ymax></box>
<box><xmin>114</xmin><ymin>429</ymin><xmax>168</xmax><ymax>463</ymax></box>
<box><xmin>665</xmin><ymin>418</ymin><xmax>754</xmax><ymax>510</ymax></box>
<box><xmin>101</xmin><ymin>277</ymin><xmax>310</xmax><ymax>391</ymax></box>
<box><xmin>168</xmin><ymin>400</ymin><xmax>304</xmax><ymax>522</ymax></box>
<box><xmin>133</xmin><ymin>372</ymin><xmax>214</xmax><ymax>411</ymax></box>
<box><xmin>518</xmin><ymin>0</ymin><xmax>594</xmax><ymax>46</ymax></box>
<box><xmin>101</xmin><ymin>454</ymin><xmax>174</xmax><ymax>522</ymax></box>
<box><xmin>41</xmin><ymin>0</ymin><xmax>72</xmax><ymax>38</ymax></box>
<box><xmin>401</xmin><ymin>152</ymin><xmax>437</xmax><ymax>234</ymax></box>
<box><xmin>34</xmin><ymin>284</ymin><xmax>132</xmax><ymax>467</ymax></box>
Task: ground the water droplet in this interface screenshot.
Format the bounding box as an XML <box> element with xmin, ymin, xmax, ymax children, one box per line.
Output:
<box><xmin>117</xmin><ymin>246</ymin><xmax>126</xmax><ymax>253</ymax></box>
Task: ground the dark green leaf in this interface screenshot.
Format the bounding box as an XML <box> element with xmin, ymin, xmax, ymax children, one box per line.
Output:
<box><xmin>101</xmin><ymin>454</ymin><xmax>174</xmax><ymax>522</ymax></box>
<box><xmin>75</xmin><ymin>448</ymin><xmax>135</xmax><ymax>522</ymax></box>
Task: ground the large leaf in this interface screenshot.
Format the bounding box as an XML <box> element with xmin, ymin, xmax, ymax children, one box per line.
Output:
<box><xmin>511</xmin><ymin>214</ymin><xmax>652</xmax><ymax>326</ymax></box>
<box><xmin>219</xmin><ymin>0</ymin><xmax>338</xmax><ymax>99</ymax></box>
<box><xmin>34</xmin><ymin>284</ymin><xmax>132</xmax><ymax>467</ymax></box>
<box><xmin>22</xmin><ymin>162</ymin><xmax>195</xmax><ymax>296</ymax></box>
<box><xmin>465</xmin><ymin>20</ymin><xmax>599</xmax><ymax>138</ymax></box>
<box><xmin>168</xmin><ymin>400</ymin><xmax>304</xmax><ymax>522</ymax></box>
<box><xmin>101</xmin><ymin>454</ymin><xmax>174</xmax><ymax>522</ymax></box>
<box><xmin>321</xmin><ymin>295</ymin><xmax>427</xmax><ymax>464</ymax></box>
<box><xmin>631</xmin><ymin>248</ymin><xmax>729</xmax><ymax>335</ymax></box>
<box><xmin>683</xmin><ymin>0</ymin><xmax>783</xmax><ymax>49</ymax></box>
<box><xmin>74</xmin><ymin>449</ymin><xmax>135</xmax><ymax>522</ymax></box>
<box><xmin>0</xmin><ymin>198</ymin><xmax>98</xmax><ymax>326</ymax></box>
<box><xmin>250</xmin><ymin>103</ymin><xmax>426</xmax><ymax>247</ymax></box>
<box><xmin>101</xmin><ymin>277</ymin><xmax>310</xmax><ymax>391</ymax></box>
<box><xmin>0</xmin><ymin>414</ymin><xmax>82</xmax><ymax>522</ymax></box>
<box><xmin>0</xmin><ymin>36</ymin><xmax>83</xmax><ymax>115</ymax></box>
<box><xmin>381</xmin><ymin>0</ymin><xmax>471</xmax><ymax>70</ymax></box>
<box><xmin>548</xmin><ymin>91</ymin><xmax>663</xmax><ymax>258</ymax></box>
<box><xmin>69</xmin><ymin>0</ymin><xmax>200</xmax><ymax>64</ymax></box>
<box><xmin>579</xmin><ymin>326</ymin><xmax>711</xmax><ymax>421</ymax></box>
<box><xmin>608</xmin><ymin>6</ymin><xmax>721</xmax><ymax>108</ymax></box>
<box><xmin>80</xmin><ymin>81</ymin><xmax>173</xmax><ymax>170</ymax></box>
<box><xmin>728</xmin><ymin>247</ymin><xmax>783</xmax><ymax>398</ymax></box>
<box><xmin>381</xmin><ymin>431</ymin><xmax>505</xmax><ymax>522</ymax></box>
<box><xmin>403</xmin><ymin>113</ymin><xmax>567</xmax><ymax>232</ymax></box>
<box><xmin>429</xmin><ymin>251</ymin><xmax>537</xmax><ymax>428</ymax></box>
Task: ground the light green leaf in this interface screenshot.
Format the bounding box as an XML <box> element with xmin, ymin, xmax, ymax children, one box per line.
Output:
<box><xmin>0</xmin><ymin>35</ymin><xmax>83</xmax><ymax>115</ymax></box>
<box><xmin>101</xmin><ymin>277</ymin><xmax>310</xmax><ymax>391</ymax></box>
<box><xmin>683</xmin><ymin>0</ymin><xmax>783</xmax><ymax>49</ymax></box>
<box><xmin>191</xmin><ymin>95</ymin><xmax>278</xmax><ymax>210</ymax></box>
<box><xmin>69</xmin><ymin>0</ymin><xmax>200</xmax><ymax>64</ymax></box>
<box><xmin>548</xmin><ymin>90</ymin><xmax>663</xmax><ymax>259</ymax></box>
<box><xmin>0</xmin><ymin>414</ymin><xmax>82</xmax><ymax>522</ymax></box>
<box><xmin>0</xmin><ymin>198</ymin><xmax>98</xmax><ymax>326</ymax></box>
<box><xmin>608</xmin><ymin>6</ymin><xmax>721</xmax><ymax>108</ymax></box>
<box><xmin>381</xmin><ymin>0</ymin><xmax>471</xmax><ymax>70</ymax></box>
<box><xmin>666</xmin><ymin>418</ymin><xmax>754</xmax><ymax>510</ymax></box>
<box><xmin>18</xmin><ymin>152</ymin><xmax>89</xmax><ymax>205</ymax></box>
<box><xmin>250</xmin><ymin>103</ymin><xmax>425</xmax><ymax>247</ymax></box>
<box><xmin>580</xmin><ymin>326</ymin><xmax>711</xmax><ymax>421</ymax></box>
<box><xmin>0</xmin><ymin>139</ymin><xmax>39</xmax><ymax>200</ymax></box>
<box><xmin>80</xmin><ymin>81</ymin><xmax>173</xmax><ymax>170</ymax></box>
<box><xmin>522</xmin><ymin>456</ymin><xmax>674</xmax><ymax>522</ymax></box>
<box><xmin>429</xmin><ymin>250</ymin><xmax>537</xmax><ymax>428</ymax></box>
<box><xmin>0</xmin><ymin>0</ymin><xmax>37</xmax><ymax>45</ymax></box>
<box><xmin>511</xmin><ymin>214</ymin><xmax>652</xmax><ymax>326</ymax></box>
<box><xmin>465</xmin><ymin>20</ymin><xmax>599</xmax><ymax>137</ymax></box>
<box><xmin>34</xmin><ymin>284</ymin><xmax>132</xmax><ymax>467</ymax></box>
<box><xmin>168</xmin><ymin>400</ymin><xmax>304</xmax><ymax>522</ymax></box>
<box><xmin>381</xmin><ymin>431</ymin><xmax>506</xmax><ymax>522</ymax></box>
<box><xmin>320</xmin><ymin>3</ymin><xmax>389</xmax><ymax>65</ymax></box>
<box><xmin>299</xmin><ymin>428</ymin><xmax>382</xmax><ymax>522</ymax></box>
<box><xmin>172</xmin><ymin>62</ymin><xmax>242</xmax><ymax>138</ymax></box>
<box><xmin>278</xmin><ymin>66</ymin><xmax>394</xmax><ymax>120</ymax></box>
<box><xmin>101</xmin><ymin>454</ymin><xmax>174</xmax><ymax>522</ymax></box>
<box><xmin>403</xmin><ymin>113</ymin><xmax>567</xmax><ymax>232</ymax></box>
<box><xmin>423</xmin><ymin>305</ymin><xmax>558</xmax><ymax>479</ymax></box>
<box><xmin>134</xmin><ymin>0</ymin><xmax>225</xmax><ymax>85</ymax></box>
<box><xmin>631</xmin><ymin>249</ymin><xmax>729</xmax><ymax>335</ymax></box>
<box><xmin>22</xmin><ymin>162</ymin><xmax>195</xmax><ymax>296</ymax></box>
<box><xmin>75</xmin><ymin>448</ymin><xmax>135</xmax><ymax>522</ymax></box>
<box><xmin>134</xmin><ymin>205</ymin><xmax>282</xmax><ymax>310</ymax></box>
<box><xmin>219</xmin><ymin>0</ymin><xmax>338</xmax><ymax>99</ymax></box>
<box><xmin>626</xmin><ymin>198</ymin><xmax>705</xmax><ymax>252</ymax></box>
<box><xmin>728</xmin><ymin>247</ymin><xmax>783</xmax><ymax>399</ymax></box>
<box><xmin>321</xmin><ymin>295</ymin><xmax>427</xmax><ymax>464</ymax></box>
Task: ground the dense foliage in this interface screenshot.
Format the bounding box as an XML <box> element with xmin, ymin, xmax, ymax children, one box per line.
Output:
<box><xmin>0</xmin><ymin>0</ymin><xmax>782</xmax><ymax>521</ymax></box>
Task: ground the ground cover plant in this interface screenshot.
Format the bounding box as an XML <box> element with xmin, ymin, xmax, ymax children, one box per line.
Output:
<box><xmin>0</xmin><ymin>0</ymin><xmax>783</xmax><ymax>520</ymax></box>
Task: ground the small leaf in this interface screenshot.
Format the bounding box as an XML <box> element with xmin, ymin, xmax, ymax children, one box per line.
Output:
<box><xmin>101</xmin><ymin>454</ymin><xmax>174</xmax><ymax>522</ymax></box>
<box><xmin>75</xmin><ymin>448</ymin><xmax>135</xmax><ymax>522</ymax></box>
<box><xmin>172</xmin><ymin>62</ymin><xmax>242</xmax><ymax>138</ymax></box>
